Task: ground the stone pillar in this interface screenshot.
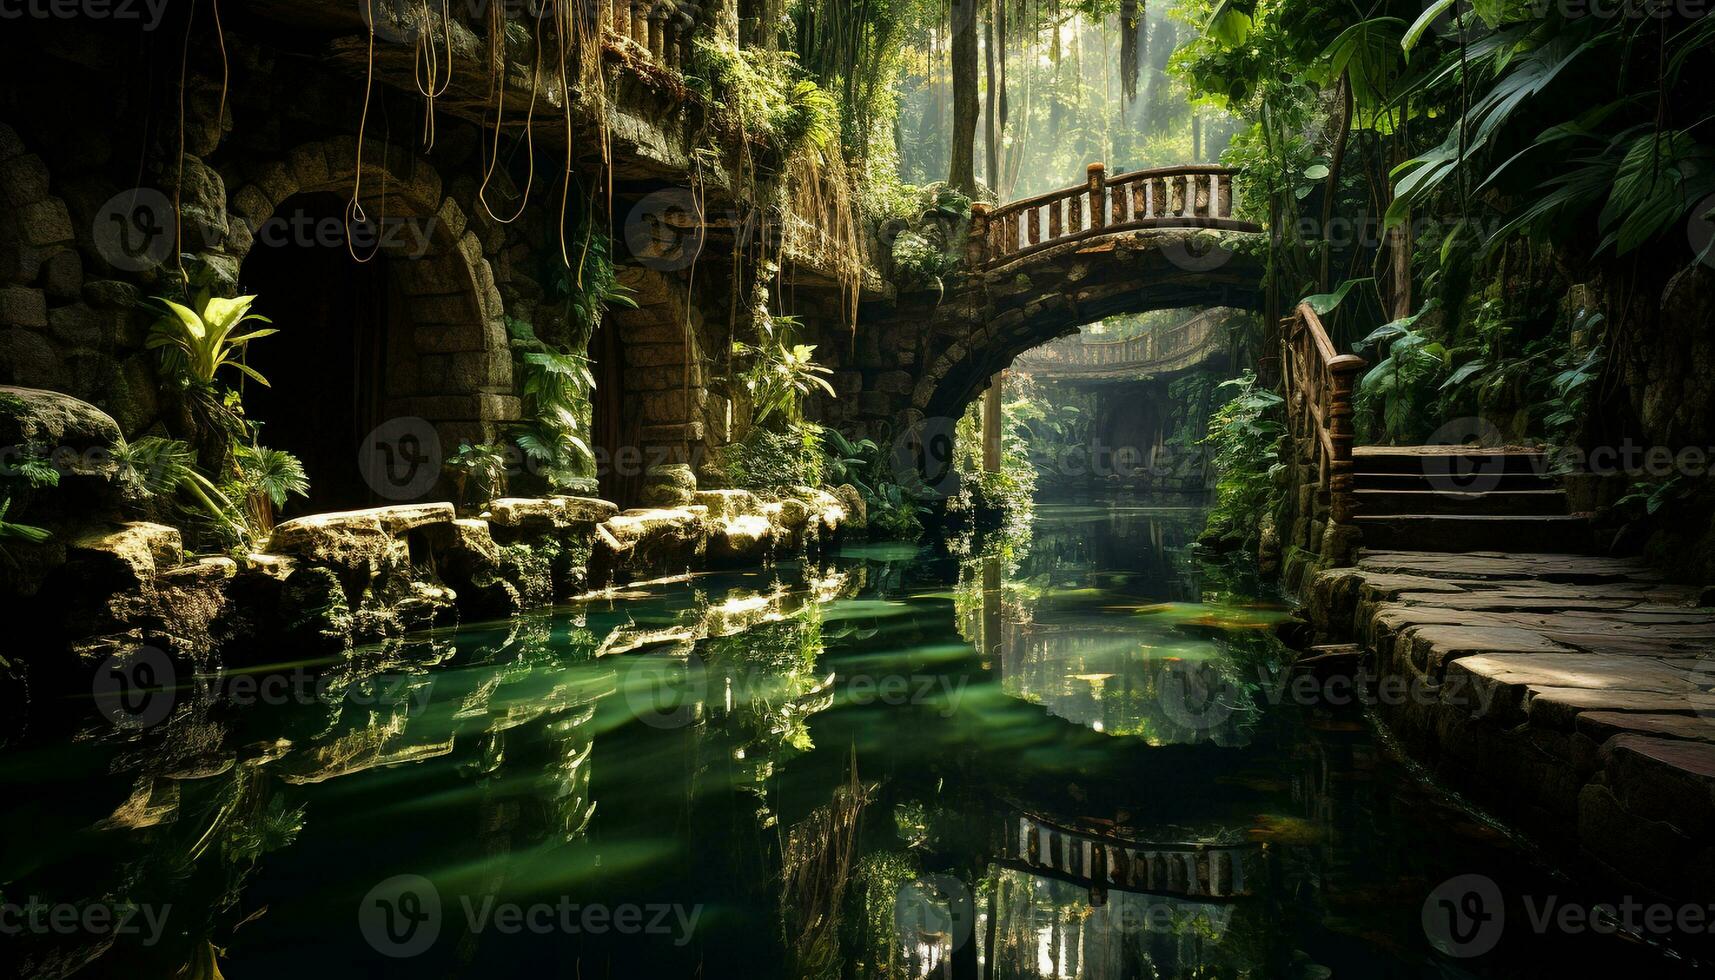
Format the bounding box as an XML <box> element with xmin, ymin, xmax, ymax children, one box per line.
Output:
<box><xmin>982</xmin><ymin>371</ymin><xmax>1003</xmax><ymax>474</ymax></box>
<box><xmin>967</xmin><ymin>203</ymin><xmax>990</xmax><ymax>269</ymax></box>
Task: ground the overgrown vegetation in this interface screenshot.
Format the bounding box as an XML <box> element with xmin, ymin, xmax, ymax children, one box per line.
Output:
<box><xmin>1197</xmin><ymin>370</ymin><xmax>1283</xmax><ymax>553</ymax></box>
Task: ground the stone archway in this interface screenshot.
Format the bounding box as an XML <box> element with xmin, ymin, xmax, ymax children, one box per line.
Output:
<box><xmin>224</xmin><ymin>138</ymin><xmax>519</xmax><ymax>502</ymax></box>
<box><xmin>826</xmin><ymin>227</ymin><xmax>1266</xmax><ymax>441</ymax></box>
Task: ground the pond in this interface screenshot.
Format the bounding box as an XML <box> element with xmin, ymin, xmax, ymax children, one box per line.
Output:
<box><xmin>2</xmin><ymin>500</ymin><xmax>1706</xmax><ymax>978</ymax></box>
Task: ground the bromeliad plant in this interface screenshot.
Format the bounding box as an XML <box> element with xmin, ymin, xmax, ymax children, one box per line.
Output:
<box><xmin>148</xmin><ymin>295</ymin><xmax>278</xmax><ymax>390</ymax></box>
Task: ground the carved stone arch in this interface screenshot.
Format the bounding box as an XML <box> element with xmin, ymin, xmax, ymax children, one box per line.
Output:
<box><xmin>226</xmin><ymin>138</ymin><xmax>519</xmax><ymax>503</ymax></box>
<box><xmin>228</xmin><ymin>139</ymin><xmax>517</xmax><ymax>504</ymax></box>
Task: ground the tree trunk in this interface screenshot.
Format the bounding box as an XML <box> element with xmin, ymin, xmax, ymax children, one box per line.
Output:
<box><xmin>984</xmin><ymin>1</ymin><xmax>999</xmax><ymax>193</ymax></box>
<box><xmin>950</xmin><ymin>0</ymin><xmax>980</xmax><ymax>196</ymax></box>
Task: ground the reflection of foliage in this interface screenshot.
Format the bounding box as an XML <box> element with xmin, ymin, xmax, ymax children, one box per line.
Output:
<box><xmin>780</xmin><ymin>763</ymin><xmax>870</xmax><ymax>980</ymax></box>
<box><xmin>842</xmin><ymin>850</ymin><xmax>920</xmax><ymax>980</ymax></box>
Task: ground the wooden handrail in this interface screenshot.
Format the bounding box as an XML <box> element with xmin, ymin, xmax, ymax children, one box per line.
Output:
<box><xmin>1282</xmin><ymin>302</ymin><xmax>1366</xmax><ymax>527</ymax></box>
<box><xmin>968</xmin><ymin>162</ymin><xmax>1260</xmax><ymax>270</ymax></box>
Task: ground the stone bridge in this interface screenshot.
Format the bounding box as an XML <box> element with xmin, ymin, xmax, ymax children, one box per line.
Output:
<box><xmin>824</xmin><ymin>163</ymin><xmax>1264</xmax><ymax>444</ymax></box>
<box><xmin>1012</xmin><ymin>308</ymin><xmax>1231</xmax><ymax>382</ymax></box>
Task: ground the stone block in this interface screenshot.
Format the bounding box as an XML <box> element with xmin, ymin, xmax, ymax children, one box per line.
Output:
<box><xmin>0</xmin><ymin>154</ymin><xmax>51</xmax><ymax>209</ymax></box>
<box><xmin>0</xmin><ymin>286</ymin><xmax>47</xmax><ymax>328</ymax></box>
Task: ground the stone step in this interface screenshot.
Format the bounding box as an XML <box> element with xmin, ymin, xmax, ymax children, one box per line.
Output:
<box><xmin>1351</xmin><ymin>447</ymin><xmax>1549</xmax><ymax>476</ymax></box>
<box><xmin>1352</xmin><ymin>488</ymin><xmax>1569</xmax><ymax>517</ymax></box>
<box><xmin>1353</xmin><ymin>514</ymin><xmax>1593</xmax><ymax>553</ymax></box>
<box><xmin>1351</xmin><ymin>471</ymin><xmax>1560</xmax><ymax>492</ymax></box>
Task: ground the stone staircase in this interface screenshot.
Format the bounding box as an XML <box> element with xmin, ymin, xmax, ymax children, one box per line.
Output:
<box><xmin>1349</xmin><ymin>447</ymin><xmax>1592</xmax><ymax>553</ymax></box>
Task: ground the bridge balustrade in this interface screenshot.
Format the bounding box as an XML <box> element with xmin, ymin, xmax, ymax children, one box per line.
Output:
<box><xmin>968</xmin><ymin>163</ymin><xmax>1261</xmax><ymax>271</ymax></box>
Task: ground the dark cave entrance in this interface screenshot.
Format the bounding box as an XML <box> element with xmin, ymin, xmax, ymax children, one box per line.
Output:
<box><xmin>240</xmin><ymin>192</ymin><xmax>399</xmax><ymax>516</ymax></box>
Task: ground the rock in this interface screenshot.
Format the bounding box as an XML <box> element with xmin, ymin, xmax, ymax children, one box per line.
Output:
<box><xmin>710</xmin><ymin>514</ymin><xmax>774</xmax><ymax>564</ymax></box>
<box><xmin>0</xmin><ymin>385</ymin><xmax>122</xmax><ymax>467</ymax></box>
<box><xmin>693</xmin><ymin>489</ymin><xmax>760</xmax><ymax>520</ymax></box>
<box><xmin>592</xmin><ymin>507</ymin><xmax>707</xmax><ymax>582</ymax></box>
<box><xmin>0</xmin><ymin>286</ymin><xmax>47</xmax><ymax>329</ymax></box>
<box><xmin>278</xmin><ymin>565</ymin><xmax>353</xmax><ymax>654</ymax></box>
<box><xmin>67</xmin><ymin>521</ymin><xmax>182</xmax><ymax>591</ymax></box>
<box><xmin>245</xmin><ymin>553</ymin><xmax>297</xmax><ymax>581</ymax></box>
<box><xmin>266</xmin><ymin>512</ymin><xmax>400</xmax><ymax>581</ymax></box>
<box><xmin>833</xmin><ymin>484</ymin><xmax>867</xmax><ymax>533</ymax></box>
<box><xmin>641</xmin><ymin>463</ymin><xmax>697</xmax><ymax>507</ymax></box>
<box><xmin>0</xmin><ymin>329</ymin><xmax>65</xmax><ymax>389</ymax></box>
<box><xmin>486</xmin><ymin>495</ymin><xmax>618</xmax><ymax>533</ymax></box>
<box><xmin>423</xmin><ymin>518</ymin><xmax>515</xmax><ymax>617</ymax></box>
<box><xmin>168</xmin><ymin>156</ymin><xmax>228</xmax><ymax>250</ymax></box>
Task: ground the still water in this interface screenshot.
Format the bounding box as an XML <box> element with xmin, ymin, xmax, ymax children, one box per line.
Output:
<box><xmin>3</xmin><ymin>501</ymin><xmax>1706</xmax><ymax>978</ymax></box>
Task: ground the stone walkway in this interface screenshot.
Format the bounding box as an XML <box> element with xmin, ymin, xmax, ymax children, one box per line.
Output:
<box><xmin>1307</xmin><ymin>550</ymin><xmax>1715</xmax><ymax>903</ymax></box>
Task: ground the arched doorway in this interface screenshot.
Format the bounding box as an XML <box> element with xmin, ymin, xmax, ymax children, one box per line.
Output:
<box><xmin>240</xmin><ymin>191</ymin><xmax>399</xmax><ymax>515</ymax></box>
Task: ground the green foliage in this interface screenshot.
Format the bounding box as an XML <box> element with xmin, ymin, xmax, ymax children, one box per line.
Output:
<box><xmin>734</xmin><ymin>315</ymin><xmax>836</xmax><ymax>427</ymax></box>
<box><xmin>509</xmin><ymin>317</ymin><xmax>599</xmax><ymax>487</ymax></box>
<box><xmin>112</xmin><ymin>435</ymin><xmax>250</xmax><ymax>548</ymax></box>
<box><xmin>1199</xmin><ymin>370</ymin><xmax>1284</xmax><ymax>551</ymax></box>
<box><xmin>0</xmin><ymin>496</ymin><xmax>51</xmax><ymax>556</ymax></box>
<box><xmin>228</xmin><ymin>443</ymin><xmax>309</xmax><ymax>535</ymax></box>
<box><xmin>822</xmin><ymin>429</ymin><xmax>930</xmax><ymax>539</ymax></box>
<box><xmin>691</xmin><ymin>37</ymin><xmax>840</xmax><ymax>158</ymax></box>
<box><xmin>445</xmin><ymin>442</ymin><xmax>512</xmax><ymax>509</ymax></box>
<box><xmin>513</xmin><ymin>228</ymin><xmax>635</xmax><ymax>490</ymax></box>
<box><xmin>952</xmin><ymin>390</ymin><xmax>1038</xmax><ymax>538</ymax></box>
<box><xmin>148</xmin><ymin>295</ymin><xmax>278</xmax><ymax>389</ymax></box>
<box><xmin>1353</xmin><ymin>302</ymin><xmax>1448</xmax><ymax>444</ymax></box>
<box><xmin>720</xmin><ymin>422</ymin><xmax>827</xmax><ymax>493</ymax></box>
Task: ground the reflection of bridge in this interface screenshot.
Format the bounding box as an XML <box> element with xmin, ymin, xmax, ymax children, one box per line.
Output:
<box><xmin>1001</xmin><ymin>811</ymin><xmax>1256</xmax><ymax>903</ymax></box>
<box><xmin>1012</xmin><ymin>309</ymin><xmax>1230</xmax><ymax>381</ymax></box>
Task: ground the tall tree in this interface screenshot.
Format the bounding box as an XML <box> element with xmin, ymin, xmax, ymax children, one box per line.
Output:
<box><xmin>984</xmin><ymin>1</ymin><xmax>999</xmax><ymax>191</ymax></box>
<box><xmin>950</xmin><ymin>0</ymin><xmax>980</xmax><ymax>195</ymax></box>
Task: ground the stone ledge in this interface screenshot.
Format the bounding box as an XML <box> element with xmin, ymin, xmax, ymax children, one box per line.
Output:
<box><xmin>1303</xmin><ymin>549</ymin><xmax>1715</xmax><ymax>905</ymax></box>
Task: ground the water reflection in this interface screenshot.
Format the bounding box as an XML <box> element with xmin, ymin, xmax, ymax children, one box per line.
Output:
<box><xmin>0</xmin><ymin>502</ymin><xmax>1702</xmax><ymax>978</ymax></box>
<box><xmin>959</xmin><ymin>504</ymin><xmax>1291</xmax><ymax>745</ymax></box>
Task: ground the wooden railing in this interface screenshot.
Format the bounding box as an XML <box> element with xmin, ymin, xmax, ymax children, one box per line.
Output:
<box><xmin>966</xmin><ymin>163</ymin><xmax>1260</xmax><ymax>270</ymax></box>
<box><xmin>1015</xmin><ymin>309</ymin><xmax>1226</xmax><ymax>375</ymax></box>
<box><xmin>1282</xmin><ymin>302</ymin><xmax>1366</xmax><ymax>525</ymax></box>
<box><xmin>601</xmin><ymin>0</ymin><xmax>702</xmax><ymax>69</ymax></box>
